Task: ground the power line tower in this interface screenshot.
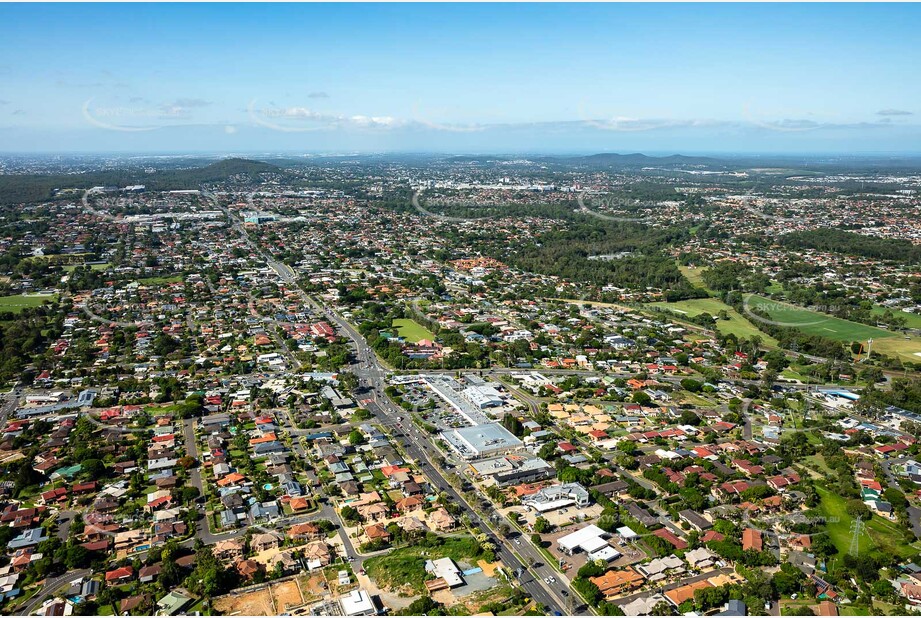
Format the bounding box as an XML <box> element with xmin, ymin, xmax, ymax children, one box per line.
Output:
<box><xmin>849</xmin><ymin>517</ymin><xmax>865</xmax><ymax>556</ymax></box>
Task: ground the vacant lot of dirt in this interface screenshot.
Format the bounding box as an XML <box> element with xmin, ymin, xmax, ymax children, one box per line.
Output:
<box><xmin>272</xmin><ymin>580</ymin><xmax>304</xmax><ymax>613</ymax></box>
<box><xmin>213</xmin><ymin>579</ymin><xmax>309</xmax><ymax>616</ymax></box>
<box><xmin>301</xmin><ymin>572</ymin><xmax>329</xmax><ymax>599</ymax></box>
<box><xmin>213</xmin><ymin>587</ymin><xmax>274</xmax><ymax>615</ymax></box>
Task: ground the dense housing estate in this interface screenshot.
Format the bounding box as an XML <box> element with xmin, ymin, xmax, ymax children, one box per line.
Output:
<box><xmin>0</xmin><ymin>153</ymin><xmax>920</xmax><ymax>618</ymax></box>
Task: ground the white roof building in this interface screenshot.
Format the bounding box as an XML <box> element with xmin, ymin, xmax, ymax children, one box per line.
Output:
<box><xmin>441</xmin><ymin>423</ymin><xmax>523</xmax><ymax>460</ymax></box>
<box><xmin>340</xmin><ymin>589</ymin><xmax>376</xmax><ymax>616</ymax></box>
<box><xmin>425</xmin><ymin>557</ymin><xmax>464</xmax><ymax>588</ymax></box>
<box><xmin>588</xmin><ymin>544</ymin><xmax>622</xmax><ymax>562</ymax></box>
<box><xmin>620</xmin><ymin>593</ymin><xmax>669</xmax><ymax>616</ymax></box>
<box><xmin>521</xmin><ymin>482</ymin><xmax>591</xmax><ymax>513</ymax></box>
<box><xmin>557</xmin><ymin>524</ymin><xmax>610</xmax><ymax>556</ymax></box>
<box><xmin>616</xmin><ymin>525</ymin><xmax>639</xmax><ymax>540</ymax></box>
<box><xmin>685</xmin><ymin>547</ymin><xmax>717</xmax><ymax>569</ymax></box>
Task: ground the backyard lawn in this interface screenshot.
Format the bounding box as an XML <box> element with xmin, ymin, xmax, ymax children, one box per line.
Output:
<box><xmin>137</xmin><ymin>275</ymin><xmax>184</xmax><ymax>286</ymax></box>
<box><xmin>64</xmin><ymin>262</ymin><xmax>110</xmax><ymax>272</ymax></box>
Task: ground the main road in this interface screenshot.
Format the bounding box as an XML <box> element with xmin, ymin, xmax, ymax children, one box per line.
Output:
<box><xmin>207</xmin><ymin>192</ymin><xmax>581</xmax><ymax>614</ymax></box>
<box><xmin>304</xmin><ymin>296</ymin><xmax>586</xmax><ymax>615</ymax></box>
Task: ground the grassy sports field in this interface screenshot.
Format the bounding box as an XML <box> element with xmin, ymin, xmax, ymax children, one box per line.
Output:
<box><xmin>392</xmin><ymin>318</ymin><xmax>436</xmax><ymax>343</ymax></box>
<box><xmin>678</xmin><ymin>264</ymin><xmax>709</xmax><ymax>290</ymax></box>
<box><xmin>744</xmin><ymin>295</ymin><xmax>893</xmax><ymax>343</ymax></box>
<box><xmin>0</xmin><ymin>293</ymin><xmax>58</xmax><ymax>313</ymax></box>
<box><xmin>744</xmin><ymin>295</ymin><xmax>921</xmax><ymax>362</ymax></box>
<box><xmin>649</xmin><ymin>297</ymin><xmax>778</xmax><ymax>345</ymax></box>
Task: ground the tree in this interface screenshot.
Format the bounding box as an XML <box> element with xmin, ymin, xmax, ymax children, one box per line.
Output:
<box><xmin>63</xmin><ymin>545</ymin><xmax>91</xmax><ymax>569</ymax></box>
<box><xmin>810</xmin><ymin>533</ymin><xmax>837</xmax><ymax>558</ymax></box>
<box><xmin>772</xmin><ymin>564</ymin><xmax>804</xmax><ymax>597</ymax></box>
<box><xmin>81</xmin><ymin>458</ymin><xmax>106</xmax><ymax>479</ymax></box>
<box><xmin>571</xmin><ymin>577</ymin><xmax>602</xmax><ymax>606</ymax></box>
<box><xmin>538</xmin><ymin>442</ymin><xmax>558</xmax><ymax>460</ymax></box>
<box><xmin>533</xmin><ymin>517</ymin><xmax>551</xmax><ymax>534</ymax></box>
<box><xmin>577</xmin><ymin>560</ymin><xmax>607</xmax><ymax>579</ymax></box>
<box><xmin>845</xmin><ymin>499</ymin><xmax>870</xmax><ymax>520</ymax></box>
<box><xmin>599</xmin><ymin>602</ymin><xmax>625</xmax><ymax>616</ymax></box>
<box><xmin>780</xmin><ymin>431</ymin><xmax>813</xmax><ymax>458</ymax></box>
<box><xmin>694</xmin><ymin>585</ymin><xmax>730</xmax><ymax>611</ymax></box>
<box><xmin>882</xmin><ymin>488</ymin><xmax>907</xmax><ymax>511</ymax></box>
<box><xmin>399</xmin><ymin>596</ymin><xmax>445</xmax><ymax>616</ymax></box>
<box><xmin>179</xmin><ymin>485</ymin><xmax>200</xmax><ymax>504</ymax></box>
<box><xmin>632</xmin><ymin>391</ymin><xmax>652</xmax><ymax>405</ymax></box>
<box><xmin>158</xmin><ymin>557</ymin><xmax>182</xmax><ymax>590</ymax></box>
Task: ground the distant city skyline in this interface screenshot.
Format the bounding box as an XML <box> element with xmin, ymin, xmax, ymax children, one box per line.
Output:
<box><xmin>1</xmin><ymin>2</ymin><xmax>920</xmax><ymax>153</ymax></box>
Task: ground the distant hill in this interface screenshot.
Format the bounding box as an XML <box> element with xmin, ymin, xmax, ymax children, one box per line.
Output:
<box><xmin>0</xmin><ymin>158</ymin><xmax>282</xmax><ymax>205</ymax></box>
<box><xmin>550</xmin><ymin>152</ymin><xmax>723</xmax><ymax>168</ymax></box>
<box><xmin>172</xmin><ymin>158</ymin><xmax>282</xmax><ymax>182</ymax></box>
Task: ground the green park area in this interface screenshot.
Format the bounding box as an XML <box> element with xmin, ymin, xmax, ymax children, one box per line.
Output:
<box><xmin>678</xmin><ymin>264</ymin><xmax>709</xmax><ymax>290</ymax></box>
<box><xmin>64</xmin><ymin>262</ymin><xmax>110</xmax><ymax>272</ymax></box>
<box><xmin>870</xmin><ymin>305</ymin><xmax>921</xmax><ymax>330</ymax></box>
<box><xmin>137</xmin><ymin>275</ymin><xmax>184</xmax><ymax>286</ymax></box>
<box><xmin>744</xmin><ymin>295</ymin><xmax>921</xmax><ymax>362</ymax></box>
<box><xmin>649</xmin><ymin>297</ymin><xmax>778</xmax><ymax>345</ymax></box>
<box><xmin>0</xmin><ymin>293</ymin><xmax>58</xmax><ymax>314</ymax></box>
<box><xmin>744</xmin><ymin>295</ymin><xmax>894</xmax><ymax>343</ymax></box>
<box><xmin>392</xmin><ymin>318</ymin><xmax>436</xmax><ymax>343</ymax></box>
<box><xmin>815</xmin><ymin>487</ymin><xmax>920</xmax><ymax>567</ymax></box>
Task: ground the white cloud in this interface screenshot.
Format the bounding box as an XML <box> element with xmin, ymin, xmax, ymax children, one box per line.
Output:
<box><xmin>877</xmin><ymin>108</ymin><xmax>913</xmax><ymax>116</ymax></box>
<box><xmin>250</xmin><ymin>102</ymin><xmax>406</xmax><ymax>132</ymax></box>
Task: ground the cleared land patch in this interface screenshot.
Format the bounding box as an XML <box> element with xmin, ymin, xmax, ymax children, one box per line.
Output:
<box><xmin>363</xmin><ymin>535</ymin><xmax>485</xmax><ymax>594</ymax></box>
<box><xmin>64</xmin><ymin>262</ymin><xmax>110</xmax><ymax>272</ymax></box>
<box><xmin>678</xmin><ymin>264</ymin><xmax>709</xmax><ymax>290</ymax></box>
<box><xmin>136</xmin><ymin>275</ymin><xmax>184</xmax><ymax>286</ymax></box>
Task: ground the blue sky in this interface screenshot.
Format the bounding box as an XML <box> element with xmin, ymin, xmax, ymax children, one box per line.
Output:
<box><xmin>1</xmin><ymin>3</ymin><xmax>920</xmax><ymax>153</ymax></box>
